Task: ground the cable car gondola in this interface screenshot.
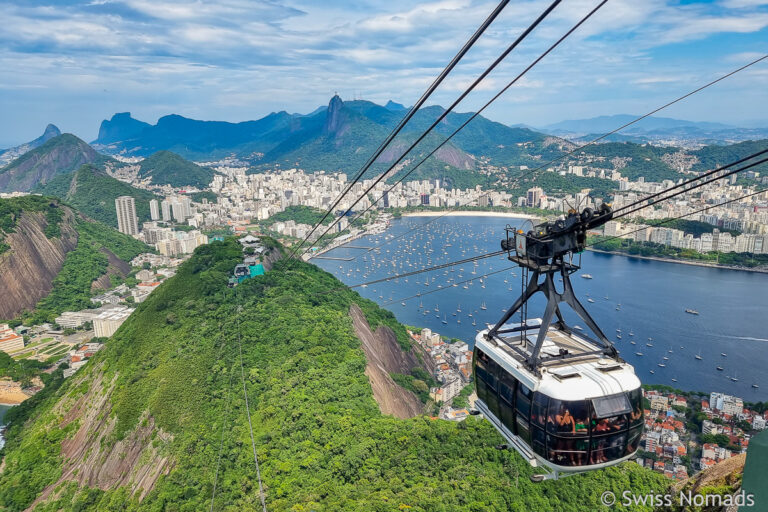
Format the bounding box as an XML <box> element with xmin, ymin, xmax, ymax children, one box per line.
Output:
<box><xmin>472</xmin><ymin>206</ymin><xmax>643</xmax><ymax>481</ymax></box>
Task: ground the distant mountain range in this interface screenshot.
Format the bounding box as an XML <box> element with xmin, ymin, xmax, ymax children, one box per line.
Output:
<box><xmin>90</xmin><ymin>96</ymin><xmax>568</xmax><ymax>178</ymax></box>
<box><xmin>2</xmin><ymin>99</ymin><xmax>767</xmax><ymax>196</ymax></box>
<box><xmin>0</xmin><ymin>124</ymin><xmax>61</xmax><ymax>166</ymax></box>
<box><xmin>540</xmin><ymin>114</ymin><xmax>768</xmax><ymax>144</ymax></box>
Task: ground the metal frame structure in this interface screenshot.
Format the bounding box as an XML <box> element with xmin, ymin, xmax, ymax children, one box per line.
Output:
<box><xmin>485</xmin><ymin>205</ymin><xmax>620</xmax><ymax>373</ymax></box>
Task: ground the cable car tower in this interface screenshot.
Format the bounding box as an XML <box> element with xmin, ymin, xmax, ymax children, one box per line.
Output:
<box><xmin>488</xmin><ymin>205</ymin><xmax>619</xmax><ymax>371</ymax></box>
<box><xmin>473</xmin><ymin>205</ymin><xmax>644</xmax><ymax>481</ymax></box>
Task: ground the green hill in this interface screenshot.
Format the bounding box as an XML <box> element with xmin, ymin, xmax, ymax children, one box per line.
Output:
<box><xmin>138</xmin><ymin>150</ymin><xmax>216</xmax><ymax>188</ymax></box>
<box><xmin>0</xmin><ymin>239</ymin><xmax>667</xmax><ymax>511</ymax></box>
<box><xmin>36</xmin><ymin>165</ymin><xmax>160</xmax><ymax>228</ymax></box>
<box><xmin>0</xmin><ymin>134</ymin><xmax>112</xmax><ymax>192</ymax></box>
<box><xmin>0</xmin><ymin>196</ymin><xmax>150</xmax><ymax>323</ymax></box>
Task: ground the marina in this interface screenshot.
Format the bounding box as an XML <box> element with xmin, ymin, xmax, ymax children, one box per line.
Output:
<box><xmin>314</xmin><ymin>215</ymin><xmax>768</xmax><ymax>398</ymax></box>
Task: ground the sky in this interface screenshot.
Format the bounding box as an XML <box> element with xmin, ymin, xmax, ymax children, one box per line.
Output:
<box><xmin>0</xmin><ymin>0</ymin><xmax>767</xmax><ymax>147</ymax></box>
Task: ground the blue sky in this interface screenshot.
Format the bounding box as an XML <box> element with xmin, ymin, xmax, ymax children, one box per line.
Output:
<box><xmin>0</xmin><ymin>0</ymin><xmax>767</xmax><ymax>146</ymax></box>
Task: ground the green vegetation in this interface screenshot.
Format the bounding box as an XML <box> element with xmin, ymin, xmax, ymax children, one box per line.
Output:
<box><xmin>452</xmin><ymin>383</ymin><xmax>474</xmax><ymax>410</ymax></box>
<box><xmin>507</xmin><ymin>172</ymin><xmax>618</xmax><ymax>201</ymax></box>
<box><xmin>625</xmin><ymin>218</ymin><xmax>740</xmax><ymax>237</ymax></box>
<box><xmin>0</xmin><ymin>195</ymin><xmax>65</xmax><ymax>241</ymax></box>
<box><xmin>35</xmin><ymin>165</ymin><xmax>160</xmax><ymax>227</ymax></box>
<box><xmin>19</xmin><ymin>219</ymin><xmax>149</xmax><ymax>325</ymax></box>
<box><xmin>189</xmin><ymin>191</ymin><xmax>217</xmax><ymax>203</ymax></box>
<box><xmin>265</xmin><ymin>205</ymin><xmax>334</xmax><ymax>226</ymax></box>
<box><xmin>692</xmin><ymin>139</ymin><xmax>768</xmax><ymax>174</ymax></box>
<box><xmin>0</xmin><ymin>352</ymin><xmax>49</xmax><ymax>386</ymax></box>
<box><xmin>138</xmin><ymin>150</ymin><xmax>215</xmax><ymax>188</ymax></box>
<box><xmin>0</xmin><ymin>239</ymin><xmax>667</xmax><ymax>511</ymax></box>
<box><xmin>588</xmin><ymin>236</ymin><xmax>768</xmax><ymax>269</ymax></box>
<box><xmin>390</xmin><ymin>367</ymin><xmax>437</xmax><ymax>404</ymax></box>
<box><xmin>577</xmin><ymin>142</ymin><xmax>681</xmax><ymax>182</ymax></box>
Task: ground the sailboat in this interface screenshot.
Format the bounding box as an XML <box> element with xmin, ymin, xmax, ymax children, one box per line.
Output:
<box><xmin>481</xmin><ymin>301</ymin><xmax>487</xmax><ymax>310</ymax></box>
<box><xmin>695</xmin><ymin>350</ymin><xmax>703</xmax><ymax>361</ymax></box>
<box><xmin>442</xmin><ymin>315</ymin><xmax>447</xmax><ymax>325</ymax></box>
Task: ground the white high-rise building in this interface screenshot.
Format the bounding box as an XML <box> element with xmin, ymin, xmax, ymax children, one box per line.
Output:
<box><xmin>149</xmin><ymin>199</ymin><xmax>160</xmax><ymax>221</ymax></box>
<box><xmin>161</xmin><ymin>200</ymin><xmax>172</xmax><ymax>222</ymax></box>
<box><xmin>115</xmin><ymin>196</ymin><xmax>139</xmax><ymax>235</ymax></box>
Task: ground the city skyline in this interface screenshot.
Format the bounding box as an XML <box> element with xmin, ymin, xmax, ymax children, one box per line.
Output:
<box><xmin>1</xmin><ymin>0</ymin><xmax>767</xmax><ymax>146</ymax></box>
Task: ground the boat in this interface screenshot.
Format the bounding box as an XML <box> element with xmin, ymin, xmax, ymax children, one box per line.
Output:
<box><xmin>442</xmin><ymin>315</ymin><xmax>447</xmax><ymax>325</ymax></box>
<box><xmin>721</xmin><ymin>353</ymin><xmax>727</xmax><ymax>357</ymax></box>
<box><xmin>587</xmin><ymin>298</ymin><xmax>595</xmax><ymax>303</ymax></box>
<box><xmin>671</xmin><ymin>377</ymin><xmax>678</xmax><ymax>383</ymax></box>
<box><xmin>657</xmin><ymin>363</ymin><xmax>665</xmax><ymax>368</ymax></box>
<box><xmin>649</xmin><ymin>370</ymin><xmax>655</xmax><ymax>374</ymax></box>
<box><xmin>695</xmin><ymin>351</ymin><xmax>702</xmax><ymax>360</ymax></box>
<box><xmin>646</xmin><ymin>342</ymin><xmax>653</xmax><ymax>347</ymax></box>
<box><xmin>685</xmin><ymin>309</ymin><xmax>699</xmax><ymax>315</ymax></box>
<box><xmin>716</xmin><ymin>366</ymin><xmax>724</xmax><ymax>371</ymax></box>
<box><xmin>630</xmin><ymin>341</ymin><xmax>636</xmax><ymax>345</ymax></box>
<box><xmin>457</xmin><ymin>304</ymin><xmax>462</xmax><ymax>313</ymax></box>
<box><xmin>581</xmin><ymin>274</ymin><xmax>593</xmax><ymax>279</ymax></box>
<box><xmin>617</xmin><ymin>335</ymin><xmax>622</xmax><ymax>340</ymax></box>
<box><xmin>636</xmin><ymin>352</ymin><xmax>643</xmax><ymax>356</ymax></box>
<box><xmin>753</xmin><ymin>384</ymin><xmax>759</xmax><ymax>389</ymax></box>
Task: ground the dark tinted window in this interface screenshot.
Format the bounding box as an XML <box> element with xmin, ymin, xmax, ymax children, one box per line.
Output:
<box><xmin>486</xmin><ymin>357</ymin><xmax>499</xmax><ymax>391</ymax></box>
<box><xmin>590</xmin><ymin>432</ymin><xmax>627</xmax><ymax>465</ymax></box>
<box><xmin>547</xmin><ymin>399</ymin><xmax>589</xmax><ymax>437</ymax></box>
<box><xmin>626</xmin><ymin>426</ymin><xmax>643</xmax><ymax>456</ymax></box>
<box><xmin>532</xmin><ymin>426</ymin><xmax>546</xmax><ymax>456</ymax></box>
<box><xmin>516</xmin><ymin>384</ymin><xmax>532</xmax><ymax>419</ymax></box>
<box><xmin>475</xmin><ymin>374</ymin><xmax>489</xmax><ymax>404</ymax></box>
<box><xmin>546</xmin><ymin>435</ymin><xmax>587</xmax><ymax>467</ymax></box>
<box><xmin>516</xmin><ymin>416</ymin><xmax>530</xmax><ymax>444</ymax></box>
<box><xmin>592</xmin><ymin>414</ymin><xmax>627</xmax><ymax>433</ymax></box>
<box><xmin>627</xmin><ymin>388</ymin><xmax>644</xmax><ymax>427</ymax></box>
<box><xmin>531</xmin><ymin>393</ymin><xmax>549</xmax><ymax>427</ymax></box>
<box><xmin>498</xmin><ymin>373</ymin><xmax>515</xmax><ymax>406</ymax></box>
<box><xmin>499</xmin><ymin>398</ymin><xmax>515</xmax><ymax>433</ymax></box>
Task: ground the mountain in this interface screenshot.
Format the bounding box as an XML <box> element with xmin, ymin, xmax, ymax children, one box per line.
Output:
<box><xmin>0</xmin><ymin>196</ymin><xmax>148</xmax><ymax>321</ymax></box>
<box><xmin>0</xmin><ymin>134</ymin><xmax>112</xmax><ymax>192</ymax></box>
<box><xmin>137</xmin><ymin>150</ymin><xmax>216</xmax><ymax>188</ymax></box>
<box><xmin>542</xmin><ymin>115</ymin><xmax>768</xmax><ymax>144</ymax></box>
<box><xmin>93</xmin><ymin>111</ymin><xmax>298</xmax><ymax>159</ymax></box>
<box><xmin>36</xmin><ymin>164</ymin><xmax>161</xmax><ymax>227</ymax></box>
<box><xmin>0</xmin><ymin>238</ymin><xmax>667</xmax><ymax>511</ymax></box>
<box><xmin>0</xmin><ymin>124</ymin><xmax>61</xmax><ymax>166</ymax></box>
<box><xmin>96</xmin><ymin>112</ymin><xmax>152</xmax><ymax>145</ymax></box>
<box><xmin>92</xmin><ymin>96</ymin><xmax>564</xmax><ymax>180</ymax></box>
<box><xmin>385</xmin><ymin>100</ymin><xmax>407</xmax><ymax>111</ymax></box>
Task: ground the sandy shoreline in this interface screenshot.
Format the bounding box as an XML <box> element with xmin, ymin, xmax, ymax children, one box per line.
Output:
<box><xmin>0</xmin><ymin>392</ymin><xmax>28</xmax><ymax>405</ymax></box>
<box><xmin>402</xmin><ymin>211</ymin><xmax>541</xmax><ymax>220</ymax></box>
<box><xmin>587</xmin><ymin>248</ymin><xmax>768</xmax><ymax>274</ymax></box>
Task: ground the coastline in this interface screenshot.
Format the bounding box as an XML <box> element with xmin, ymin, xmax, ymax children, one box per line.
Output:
<box><xmin>401</xmin><ymin>211</ymin><xmax>540</xmax><ymax>220</ymax></box>
<box><xmin>587</xmin><ymin>248</ymin><xmax>768</xmax><ymax>274</ymax></box>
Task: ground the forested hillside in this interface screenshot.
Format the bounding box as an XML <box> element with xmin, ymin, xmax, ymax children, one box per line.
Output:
<box><xmin>35</xmin><ymin>165</ymin><xmax>160</xmax><ymax>227</ymax></box>
<box><xmin>0</xmin><ymin>239</ymin><xmax>667</xmax><ymax>511</ymax></box>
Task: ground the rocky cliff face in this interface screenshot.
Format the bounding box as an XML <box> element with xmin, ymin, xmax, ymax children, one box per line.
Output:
<box><xmin>0</xmin><ymin>207</ymin><xmax>78</xmax><ymax>319</ymax></box>
<box><xmin>350</xmin><ymin>303</ymin><xmax>428</xmax><ymax>419</ymax></box>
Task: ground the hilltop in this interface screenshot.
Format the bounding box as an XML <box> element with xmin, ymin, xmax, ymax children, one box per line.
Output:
<box><xmin>35</xmin><ymin>165</ymin><xmax>160</xmax><ymax>228</ymax></box>
<box><xmin>0</xmin><ymin>238</ymin><xmax>667</xmax><ymax>511</ymax></box>
<box><xmin>137</xmin><ymin>150</ymin><xmax>216</xmax><ymax>189</ymax></box>
<box><xmin>0</xmin><ymin>134</ymin><xmax>112</xmax><ymax>192</ymax></box>
<box><xmin>0</xmin><ymin>196</ymin><xmax>149</xmax><ymax>322</ymax></box>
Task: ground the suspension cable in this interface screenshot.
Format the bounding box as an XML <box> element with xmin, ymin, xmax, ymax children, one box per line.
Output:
<box><xmin>313</xmin><ymin>0</ymin><xmax>610</xmax><ymax>253</ymax></box>
<box><xmin>288</xmin><ymin>0</ymin><xmax>513</xmax><ymax>260</ymax></box>
<box><xmin>612</xmin><ymin>156</ymin><xmax>768</xmax><ymax>221</ymax></box>
<box><xmin>326</xmin><ymin>54</ymin><xmax>768</xmax><ymax>261</ymax></box>
<box><xmin>612</xmin><ymin>149</ymin><xmax>768</xmax><ymax>216</ymax></box>
<box><xmin>587</xmin><ymin>188</ymin><xmax>767</xmax><ymax>249</ymax></box>
<box><xmin>303</xmin><ymin>0</ymin><xmax>564</xmax><ymax>257</ymax></box>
